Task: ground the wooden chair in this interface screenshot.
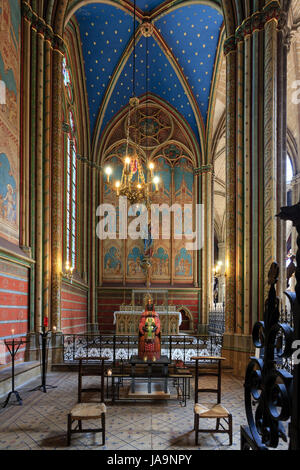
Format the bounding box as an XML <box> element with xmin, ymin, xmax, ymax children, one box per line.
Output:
<box><xmin>191</xmin><ymin>356</ymin><xmax>233</xmax><ymax>446</ymax></box>
<box><xmin>67</xmin><ymin>357</ymin><xmax>107</xmax><ymax>446</ymax></box>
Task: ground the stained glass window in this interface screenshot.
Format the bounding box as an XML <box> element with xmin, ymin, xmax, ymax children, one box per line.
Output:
<box><xmin>62</xmin><ymin>56</ymin><xmax>72</xmax><ymax>101</ymax></box>
<box><xmin>63</xmin><ymin>56</ymin><xmax>77</xmax><ymax>269</ymax></box>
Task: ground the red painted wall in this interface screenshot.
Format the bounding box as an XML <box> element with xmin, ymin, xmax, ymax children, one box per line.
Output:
<box><xmin>61</xmin><ymin>283</ymin><xmax>88</xmax><ymax>334</ymax></box>
<box><xmin>97</xmin><ymin>288</ymin><xmax>199</xmax><ymax>333</ymax></box>
<box><xmin>98</xmin><ymin>290</ymin><xmax>131</xmax><ymax>333</ymax></box>
<box><xmin>0</xmin><ymin>260</ymin><xmax>29</xmax><ymax>365</ymax></box>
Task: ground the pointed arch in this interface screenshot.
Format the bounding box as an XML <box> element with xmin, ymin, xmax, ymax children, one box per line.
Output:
<box><xmin>96</xmin><ymin>93</ymin><xmax>202</xmax><ymax>167</ymax></box>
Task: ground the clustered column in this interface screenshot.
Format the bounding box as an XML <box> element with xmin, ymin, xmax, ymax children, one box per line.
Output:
<box><xmin>222</xmin><ymin>1</ymin><xmax>290</xmax><ymax>371</ymax></box>
<box><xmin>21</xmin><ymin>3</ymin><xmax>65</xmax><ymax>333</ymax></box>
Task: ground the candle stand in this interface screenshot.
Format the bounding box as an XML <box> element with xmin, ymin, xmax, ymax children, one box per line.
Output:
<box><xmin>29</xmin><ymin>327</ymin><xmax>57</xmax><ymax>393</ymax></box>
<box><xmin>2</xmin><ymin>337</ymin><xmax>28</xmax><ymax>408</ymax></box>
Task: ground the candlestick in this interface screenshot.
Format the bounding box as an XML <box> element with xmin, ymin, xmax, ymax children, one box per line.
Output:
<box><xmin>29</xmin><ymin>326</ymin><xmax>57</xmax><ymax>394</ymax></box>
<box><xmin>3</xmin><ymin>337</ymin><xmax>28</xmax><ymax>407</ymax></box>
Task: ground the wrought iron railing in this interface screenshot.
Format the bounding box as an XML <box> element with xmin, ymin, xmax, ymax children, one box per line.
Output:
<box><xmin>63</xmin><ymin>333</ymin><xmax>223</xmax><ymax>364</ymax></box>
<box><xmin>208</xmin><ymin>303</ymin><xmax>225</xmax><ymax>335</ymax></box>
<box><xmin>241</xmin><ymin>200</ymin><xmax>300</xmax><ymax>450</ymax></box>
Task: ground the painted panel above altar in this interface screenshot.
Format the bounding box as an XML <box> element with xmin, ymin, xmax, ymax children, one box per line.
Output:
<box><xmin>99</xmin><ymin>100</ymin><xmax>198</xmax><ymax>287</ymax></box>
<box><xmin>114</xmin><ymin>309</ymin><xmax>181</xmax><ymax>335</ymax></box>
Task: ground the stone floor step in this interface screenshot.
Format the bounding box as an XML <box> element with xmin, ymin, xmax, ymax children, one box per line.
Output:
<box><xmin>0</xmin><ymin>361</ymin><xmax>40</xmax><ymax>399</ymax></box>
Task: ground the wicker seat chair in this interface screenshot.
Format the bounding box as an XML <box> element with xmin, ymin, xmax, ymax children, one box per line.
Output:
<box><xmin>67</xmin><ymin>357</ymin><xmax>107</xmax><ymax>446</ymax></box>
<box><xmin>192</xmin><ymin>356</ymin><xmax>233</xmax><ymax>446</ymax></box>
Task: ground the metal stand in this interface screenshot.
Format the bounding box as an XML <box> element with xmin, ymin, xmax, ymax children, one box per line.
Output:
<box><xmin>2</xmin><ymin>338</ymin><xmax>27</xmax><ymax>408</ymax></box>
<box><xmin>30</xmin><ymin>327</ymin><xmax>56</xmax><ymax>393</ymax></box>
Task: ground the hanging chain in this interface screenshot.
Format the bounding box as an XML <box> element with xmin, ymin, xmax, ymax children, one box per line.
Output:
<box><xmin>132</xmin><ymin>0</ymin><xmax>136</xmax><ymax>98</ymax></box>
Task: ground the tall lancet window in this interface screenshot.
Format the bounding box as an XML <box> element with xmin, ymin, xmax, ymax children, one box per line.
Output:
<box><xmin>62</xmin><ymin>55</ymin><xmax>77</xmax><ymax>269</ymax></box>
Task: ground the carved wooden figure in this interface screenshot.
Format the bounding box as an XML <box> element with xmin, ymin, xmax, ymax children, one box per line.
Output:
<box><xmin>138</xmin><ymin>298</ymin><xmax>161</xmax><ymax>361</ymax></box>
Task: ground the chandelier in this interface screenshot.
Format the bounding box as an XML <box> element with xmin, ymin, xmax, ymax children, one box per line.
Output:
<box><xmin>103</xmin><ymin>2</ymin><xmax>159</xmax><ymax>206</ymax></box>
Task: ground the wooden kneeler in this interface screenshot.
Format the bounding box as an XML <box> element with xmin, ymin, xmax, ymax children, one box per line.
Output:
<box><xmin>192</xmin><ymin>356</ymin><xmax>233</xmax><ymax>446</ymax></box>
<box><xmin>67</xmin><ymin>357</ymin><xmax>107</xmax><ymax>446</ymax></box>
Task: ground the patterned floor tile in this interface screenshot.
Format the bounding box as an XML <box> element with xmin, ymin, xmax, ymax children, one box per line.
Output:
<box><xmin>0</xmin><ymin>370</ymin><xmax>287</xmax><ymax>450</ymax></box>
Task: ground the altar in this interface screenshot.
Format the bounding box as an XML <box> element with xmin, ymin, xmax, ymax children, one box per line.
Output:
<box><xmin>113</xmin><ymin>308</ymin><xmax>181</xmax><ymax>335</ymax></box>
<box><xmin>114</xmin><ymin>289</ymin><xmax>181</xmax><ymax>335</ymax></box>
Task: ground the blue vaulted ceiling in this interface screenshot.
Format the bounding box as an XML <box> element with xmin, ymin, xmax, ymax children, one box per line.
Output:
<box><xmin>75</xmin><ymin>3</ymin><xmax>137</xmax><ymax>134</ymax></box>
<box><xmin>134</xmin><ymin>0</ymin><xmax>164</xmax><ymax>12</ymax></box>
<box><xmin>155</xmin><ymin>5</ymin><xmax>222</xmax><ymax>120</ymax></box>
<box><xmin>100</xmin><ymin>35</ymin><xmax>199</xmax><ymax>140</ymax></box>
<box><xmin>74</xmin><ymin>1</ymin><xmax>223</xmax><ymax>145</ymax></box>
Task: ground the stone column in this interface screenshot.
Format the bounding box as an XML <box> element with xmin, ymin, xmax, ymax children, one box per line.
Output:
<box><xmin>221</xmin><ymin>1</ymin><xmax>289</xmax><ymax>375</ymax></box>
<box><xmin>43</xmin><ymin>32</ymin><xmax>52</xmax><ymax>324</ymax></box>
<box><xmin>217</xmin><ymin>242</ymin><xmax>225</xmax><ymax>304</ymax></box>
<box><xmin>83</xmin><ymin>159</ymin><xmax>89</xmax><ymax>283</ymax></box>
<box><xmin>51</xmin><ymin>40</ymin><xmax>64</xmax><ymax>331</ymax></box>
<box><xmin>34</xmin><ymin>21</ymin><xmax>45</xmax><ymax>330</ymax></box>
<box><xmin>196</xmin><ymin>165</ymin><xmax>214</xmax><ymax>325</ymax></box>
<box><xmin>263</xmin><ymin>13</ymin><xmax>278</xmax><ymax>295</ymax></box>
<box><xmin>21</xmin><ymin>5</ymin><xmax>37</xmax><ymax>360</ymax></box>
<box><xmin>243</xmin><ymin>27</ymin><xmax>252</xmax><ymax>335</ymax></box>
<box><xmin>251</xmin><ymin>14</ymin><xmax>265</xmax><ymax>327</ymax></box>
<box><xmin>89</xmin><ymin>163</ymin><xmax>98</xmax><ymax>326</ymax></box>
<box><xmin>224</xmin><ymin>42</ymin><xmax>237</xmax><ymax>334</ymax></box>
<box><xmin>29</xmin><ymin>14</ymin><xmax>37</xmax><ymax>333</ymax></box>
<box><xmin>235</xmin><ymin>33</ymin><xmax>244</xmax><ymax>334</ymax></box>
<box><xmin>197</xmin><ymin>170</ymin><xmax>202</xmax><ymax>331</ymax></box>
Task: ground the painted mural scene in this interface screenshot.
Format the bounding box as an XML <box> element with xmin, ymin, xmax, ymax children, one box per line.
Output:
<box><xmin>0</xmin><ymin>0</ymin><xmax>300</xmax><ymax>454</ymax></box>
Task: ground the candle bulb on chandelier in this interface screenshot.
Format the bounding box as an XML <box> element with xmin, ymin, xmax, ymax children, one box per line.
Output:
<box><xmin>104</xmin><ymin>166</ymin><xmax>112</xmax><ymax>183</ymax></box>
<box><xmin>149</xmin><ymin>162</ymin><xmax>154</xmax><ymax>177</ymax></box>
<box><xmin>115</xmin><ymin>180</ymin><xmax>120</xmax><ymax>196</ymax></box>
<box><xmin>125</xmin><ymin>157</ymin><xmax>131</xmax><ymax>172</ymax></box>
<box><xmin>153</xmin><ymin>176</ymin><xmax>159</xmax><ymax>192</ymax></box>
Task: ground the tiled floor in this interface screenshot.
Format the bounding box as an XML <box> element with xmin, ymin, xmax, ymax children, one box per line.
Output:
<box><xmin>0</xmin><ymin>371</ymin><xmax>254</xmax><ymax>450</ymax></box>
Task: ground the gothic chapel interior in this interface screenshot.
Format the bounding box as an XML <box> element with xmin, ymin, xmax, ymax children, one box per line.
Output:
<box><xmin>0</xmin><ymin>0</ymin><xmax>300</xmax><ymax>452</ymax></box>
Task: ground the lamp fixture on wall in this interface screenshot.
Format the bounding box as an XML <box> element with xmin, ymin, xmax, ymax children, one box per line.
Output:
<box><xmin>213</xmin><ymin>260</ymin><xmax>223</xmax><ymax>277</ymax></box>
<box><xmin>63</xmin><ymin>261</ymin><xmax>74</xmax><ymax>281</ymax></box>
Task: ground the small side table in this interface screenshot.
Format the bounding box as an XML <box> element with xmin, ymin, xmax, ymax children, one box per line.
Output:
<box><xmin>130</xmin><ymin>355</ymin><xmax>170</xmax><ymax>394</ymax></box>
<box><xmin>169</xmin><ymin>372</ymin><xmax>192</xmax><ymax>406</ymax></box>
<box><xmin>3</xmin><ymin>338</ymin><xmax>28</xmax><ymax>408</ymax></box>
